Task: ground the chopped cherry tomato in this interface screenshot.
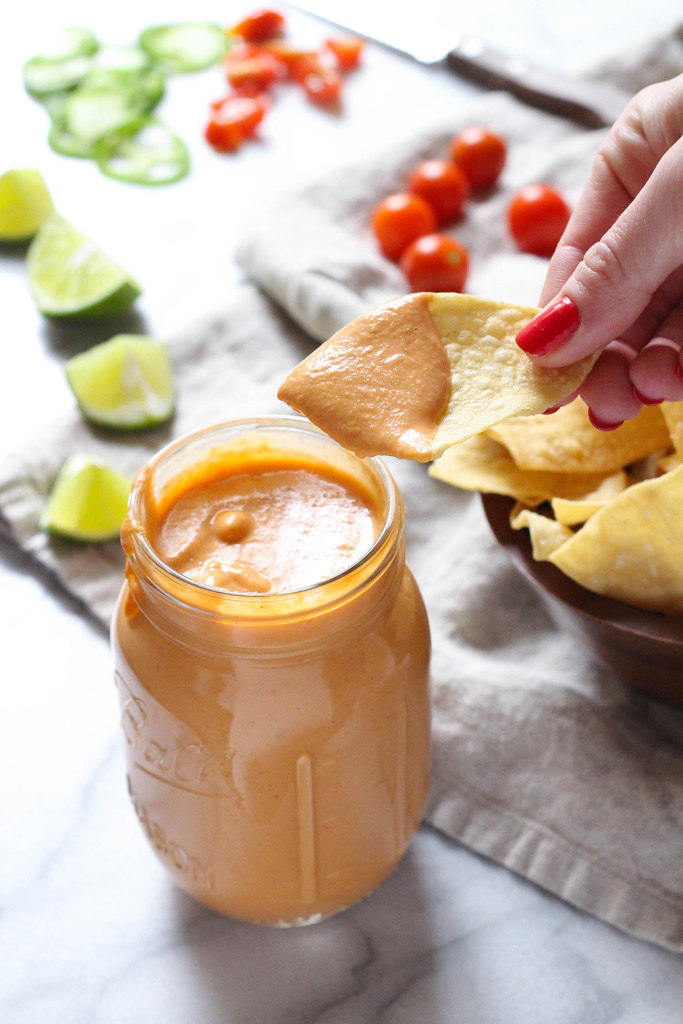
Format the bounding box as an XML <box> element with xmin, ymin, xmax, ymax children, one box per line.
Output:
<box><xmin>284</xmin><ymin>52</ymin><xmax>320</xmax><ymax>83</ymax></box>
<box><xmin>230</xmin><ymin>9</ymin><xmax>285</xmax><ymax>43</ymax></box>
<box><xmin>262</xmin><ymin>41</ymin><xmax>319</xmax><ymax>80</ymax></box>
<box><xmin>225</xmin><ymin>43</ymin><xmax>284</xmax><ymax>94</ymax></box>
<box><xmin>400</xmin><ymin>234</ymin><xmax>469</xmax><ymax>293</ymax></box>
<box><xmin>407</xmin><ymin>159</ymin><xmax>470</xmax><ymax>224</ymax></box>
<box><xmin>371</xmin><ymin>192</ymin><xmax>438</xmax><ymax>262</ymax></box>
<box><xmin>507</xmin><ymin>183</ymin><xmax>571</xmax><ymax>257</ymax></box>
<box><xmin>205</xmin><ymin>95</ymin><xmax>267</xmax><ymax>152</ymax></box>
<box><xmin>301</xmin><ymin>65</ymin><xmax>343</xmax><ymax>105</ymax></box>
<box><xmin>450</xmin><ymin>126</ymin><xmax>507</xmax><ymax>190</ymax></box>
<box><xmin>325</xmin><ymin>36</ymin><xmax>364</xmax><ymax>70</ymax></box>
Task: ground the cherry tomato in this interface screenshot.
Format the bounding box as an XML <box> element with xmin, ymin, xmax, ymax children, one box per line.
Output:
<box><xmin>301</xmin><ymin>64</ymin><xmax>343</xmax><ymax>105</ymax></box>
<box><xmin>407</xmin><ymin>158</ymin><xmax>470</xmax><ymax>224</ymax></box>
<box><xmin>325</xmin><ymin>36</ymin><xmax>364</xmax><ymax>70</ymax></box>
<box><xmin>371</xmin><ymin>192</ymin><xmax>438</xmax><ymax>262</ymax></box>
<box><xmin>262</xmin><ymin>41</ymin><xmax>319</xmax><ymax>80</ymax></box>
<box><xmin>205</xmin><ymin>95</ymin><xmax>267</xmax><ymax>152</ymax></box>
<box><xmin>450</xmin><ymin>126</ymin><xmax>506</xmax><ymax>190</ymax></box>
<box><xmin>507</xmin><ymin>184</ymin><xmax>571</xmax><ymax>257</ymax></box>
<box><xmin>399</xmin><ymin>234</ymin><xmax>469</xmax><ymax>293</ymax></box>
<box><xmin>230</xmin><ymin>9</ymin><xmax>285</xmax><ymax>43</ymax></box>
<box><xmin>225</xmin><ymin>43</ymin><xmax>284</xmax><ymax>95</ymax></box>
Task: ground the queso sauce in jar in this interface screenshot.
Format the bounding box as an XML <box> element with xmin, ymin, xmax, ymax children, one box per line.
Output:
<box><xmin>112</xmin><ymin>417</ymin><xmax>431</xmax><ymax>925</ymax></box>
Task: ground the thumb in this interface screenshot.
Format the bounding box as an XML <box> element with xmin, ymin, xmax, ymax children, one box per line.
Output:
<box><xmin>517</xmin><ymin>136</ymin><xmax>683</xmax><ymax>368</ymax></box>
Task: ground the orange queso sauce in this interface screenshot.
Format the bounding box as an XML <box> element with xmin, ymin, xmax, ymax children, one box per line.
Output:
<box><xmin>112</xmin><ymin>419</ymin><xmax>431</xmax><ymax>926</ymax></box>
<box><xmin>150</xmin><ymin>449</ymin><xmax>382</xmax><ymax>595</ymax></box>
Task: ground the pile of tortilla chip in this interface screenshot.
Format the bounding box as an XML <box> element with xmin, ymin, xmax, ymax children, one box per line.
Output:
<box><xmin>429</xmin><ymin>398</ymin><xmax>683</xmax><ymax>615</ymax></box>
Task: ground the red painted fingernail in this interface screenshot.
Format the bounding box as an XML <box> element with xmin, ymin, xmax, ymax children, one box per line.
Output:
<box><xmin>516</xmin><ymin>296</ymin><xmax>581</xmax><ymax>356</ymax></box>
<box><xmin>543</xmin><ymin>403</ymin><xmax>562</xmax><ymax>415</ymax></box>
<box><xmin>588</xmin><ymin>409</ymin><xmax>624</xmax><ymax>431</ymax></box>
<box><xmin>632</xmin><ymin>385</ymin><xmax>663</xmax><ymax>406</ymax></box>
<box><xmin>677</xmin><ymin>361</ymin><xmax>683</xmax><ymax>382</ymax></box>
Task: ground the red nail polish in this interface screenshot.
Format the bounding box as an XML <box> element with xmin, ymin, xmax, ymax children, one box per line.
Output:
<box><xmin>516</xmin><ymin>296</ymin><xmax>581</xmax><ymax>356</ymax></box>
<box><xmin>588</xmin><ymin>409</ymin><xmax>624</xmax><ymax>432</ymax></box>
<box><xmin>677</xmin><ymin>362</ymin><xmax>683</xmax><ymax>383</ymax></box>
<box><xmin>632</xmin><ymin>386</ymin><xmax>663</xmax><ymax>406</ymax></box>
<box><xmin>543</xmin><ymin>403</ymin><xmax>561</xmax><ymax>415</ymax></box>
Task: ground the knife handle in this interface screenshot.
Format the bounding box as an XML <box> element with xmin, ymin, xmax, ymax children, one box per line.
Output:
<box><xmin>446</xmin><ymin>38</ymin><xmax>629</xmax><ymax>129</ymax></box>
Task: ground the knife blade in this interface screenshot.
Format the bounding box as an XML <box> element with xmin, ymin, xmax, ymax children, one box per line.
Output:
<box><xmin>286</xmin><ymin>0</ymin><xmax>631</xmax><ymax>128</ymax></box>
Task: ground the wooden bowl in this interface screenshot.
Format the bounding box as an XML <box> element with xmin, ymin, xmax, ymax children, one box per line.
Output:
<box><xmin>481</xmin><ymin>492</ymin><xmax>683</xmax><ymax>705</ymax></box>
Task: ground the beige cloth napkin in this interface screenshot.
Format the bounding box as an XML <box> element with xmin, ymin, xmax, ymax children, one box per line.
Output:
<box><xmin>2</xmin><ymin>29</ymin><xmax>683</xmax><ymax>951</ymax></box>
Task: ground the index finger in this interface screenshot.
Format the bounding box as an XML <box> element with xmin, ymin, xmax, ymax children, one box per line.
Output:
<box><xmin>539</xmin><ymin>156</ymin><xmax>632</xmax><ymax>304</ymax></box>
<box><xmin>539</xmin><ymin>84</ymin><xmax>672</xmax><ymax>304</ymax></box>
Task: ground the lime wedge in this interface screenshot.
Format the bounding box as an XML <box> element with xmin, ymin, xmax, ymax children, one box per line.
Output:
<box><xmin>0</xmin><ymin>169</ymin><xmax>54</xmax><ymax>242</ymax></box>
<box><xmin>40</xmin><ymin>454</ymin><xmax>131</xmax><ymax>542</ymax></box>
<box><xmin>65</xmin><ymin>334</ymin><xmax>175</xmax><ymax>430</ymax></box>
<box><xmin>27</xmin><ymin>213</ymin><xmax>141</xmax><ymax>318</ymax></box>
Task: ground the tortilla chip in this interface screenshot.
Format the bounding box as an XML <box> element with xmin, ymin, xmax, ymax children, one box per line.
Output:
<box><xmin>658</xmin><ymin>452</ymin><xmax>683</xmax><ymax>474</ymax></box>
<box><xmin>278</xmin><ymin>292</ymin><xmax>597</xmax><ymax>462</ymax></box>
<box><xmin>428</xmin><ymin>295</ymin><xmax>597</xmax><ymax>456</ymax></box>
<box><xmin>429</xmin><ymin>433</ymin><xmax>609</xmax><ymax>506</ymax></box>
<box><xmin>487</xmin><ymin>399</ymin><xmax>672</xmax><ymax>474</ymax></box>
<box><xmin>547</xmin><ymin>464</ymin><xmax>683</xmax><ymax>614</ymax></box>
<box><xmin>433</xmin><ymin>390</ymin><xmax>683</xmax><ymax>616</ymax></box>
<box><xmin>510</xmin><ymin>507</ymin><xmax>573</xmax><ymax>559</ymax></box>
<box><xmin>550</xmin><ymin>471</ymin><xmax>630</xmax><ymax>526</ymax></box>
<box><xmin>660</xmin><ymin>400</ymin><xmax>683</xmax><ymax>455</ymax></box>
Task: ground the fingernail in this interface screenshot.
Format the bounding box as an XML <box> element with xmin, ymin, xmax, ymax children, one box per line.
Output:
<box><xmin>677</xmin><ymin>362</ymin><xmax>683</xmax><ymax>383</ymax></box>
<box><xmin>588</xmin><ymin>409</ymin><xmax>624</xmax><ymax>432</ymax></box>
<box><xmin>632</xmin><ymin>385</ymin><xmax>663</xmax><ymax>406</ymax></box>
<box><xmin>516</xmin><ymin>296</ymin><xmax>581</xmax><ymax>356</ymax></box>
<box><xmin>543</xmin><ymin>403</ymin><xmax>561</xmax><ymax>415</ymax></box>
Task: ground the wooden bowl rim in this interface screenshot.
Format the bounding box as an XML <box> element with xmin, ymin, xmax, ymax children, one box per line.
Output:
<box><xmin>481</xmin><ymin>492</ymin><xmax>683</xmax><ymax>647</ymax></box>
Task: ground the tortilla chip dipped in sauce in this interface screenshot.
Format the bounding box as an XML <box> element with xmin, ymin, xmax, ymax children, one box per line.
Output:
<box><xmin>278</xmin><ymin>293</ymin><xmax>598</xmax><ymax>462</ymax></box>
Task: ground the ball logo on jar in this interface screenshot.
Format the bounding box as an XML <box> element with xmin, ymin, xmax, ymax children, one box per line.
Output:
<box><xmin>116</xmin><ymin>672</ymin><xmax>238</xmax><ymax>800</ymax></box>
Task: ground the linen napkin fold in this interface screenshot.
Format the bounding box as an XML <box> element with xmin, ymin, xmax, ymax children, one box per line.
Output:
<box><xmin>2</xmin><ymin>29</ymin><xmax>683</xmax><ymax>952</ymax></box>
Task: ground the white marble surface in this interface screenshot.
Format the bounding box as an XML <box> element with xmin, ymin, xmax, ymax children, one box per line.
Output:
<box><xmin>2</xmin><ymin>1</ymin><xmax>683</xmax><ymax>1021</ymax></box>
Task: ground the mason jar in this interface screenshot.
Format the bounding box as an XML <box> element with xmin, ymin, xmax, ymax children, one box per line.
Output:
<box><xmin>112</xmin><ymin>416</ymin><xmax>431</xmax><ymax>926</ymax></box>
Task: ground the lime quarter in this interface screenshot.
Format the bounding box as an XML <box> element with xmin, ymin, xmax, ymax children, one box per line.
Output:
<box><xmin>40</xmin><ymin>454</ymin><xmax>131</xmax><ymax>542</ymax></box>
<box><xmin>27</xmin><ymin>213</ymin><xmax>141</xmax><ymax>318</ymax></box>
<box><xmin>0</xmin><ymin>169</ymin><xmax>55</xmax><ymax>242</ymax></box>
<box><xmin>65</xmin><ymin>334</ymin><xmax>175</xmax><ymax>430</ymax></box>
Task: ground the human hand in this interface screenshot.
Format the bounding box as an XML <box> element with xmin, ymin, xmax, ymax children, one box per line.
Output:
<box><xmin>515</xmin><ymin>73</ymin><xmax>683</xmax><ymax>429</ymax></box>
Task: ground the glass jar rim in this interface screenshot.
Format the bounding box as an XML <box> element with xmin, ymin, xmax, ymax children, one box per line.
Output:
<box><xmin>124</xmin><ymin>414</ymin><xmax>404</xmax><ymax>620</ymax></box>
